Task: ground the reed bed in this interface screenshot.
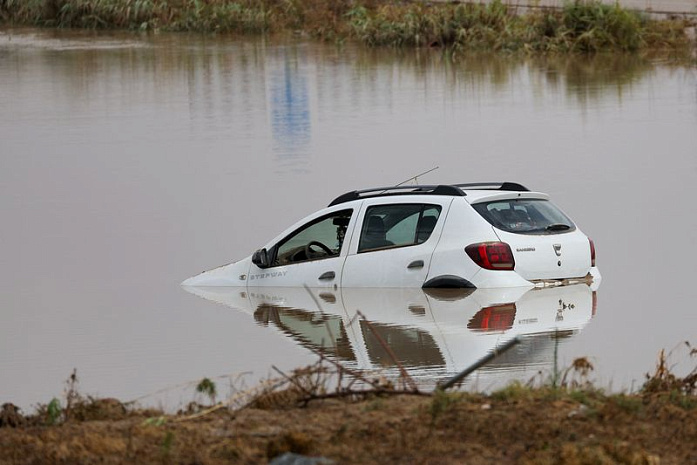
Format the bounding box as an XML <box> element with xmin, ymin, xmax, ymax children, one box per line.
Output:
<box><xmin>1</xmin><ymin>0</ymin><xmax>694</xmax><ymax>53</ymax></box>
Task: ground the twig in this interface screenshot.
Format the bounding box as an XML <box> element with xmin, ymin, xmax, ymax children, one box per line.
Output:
<box><xmin>300</xmin><ymin>388</ymin><xmax>431</xmax><ymax>404</ymax></box>
<box><xmin>272</xmin><ymin>365</ymin><xmax>314</xmax><ymax>397</ymax></box>
<box><xmin>438</xmin><ymin>337</ymin><xmax>521</xmax><ymax>391</ymax></box>
<box><xmin>303</xmin><ymin>341</ymin><xmax>382</xmax><ymax>389</ymax></box>
<box><xmin>174</xmin><ymin>378</ymin><xmax>283</xmax><ymax>422</ymax></box>
<box><xmin>127</xmin><ymin>371</ymin><xmax>252</xmax><ymax>405</ymax></box>
<box><xmin>303</xmin><ymin>284</ymin><xmax>340</xmax><ymax>360</ymax></box>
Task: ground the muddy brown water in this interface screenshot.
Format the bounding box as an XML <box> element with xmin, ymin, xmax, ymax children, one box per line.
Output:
<box><xmin>1</xmin><ymin>28</ymin><xmax>696</xmax><ymax>411</ymax></box>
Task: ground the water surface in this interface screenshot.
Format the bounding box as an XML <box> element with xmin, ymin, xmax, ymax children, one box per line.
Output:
<box><xmin>1</xmin><ymin>28</ymin><xmax>696</xmax><ymax>409</ymax></box>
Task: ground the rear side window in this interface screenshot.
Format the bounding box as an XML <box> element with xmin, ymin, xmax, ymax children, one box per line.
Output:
<box><xmin>472</xmin><ymin>199</ymin><xmax>576</xmax><ymax>235</ymax></box>
<box><xmin>358</xmin><ymin>204</ymin><xmax>442</xmax><ymax>253</ymax></box>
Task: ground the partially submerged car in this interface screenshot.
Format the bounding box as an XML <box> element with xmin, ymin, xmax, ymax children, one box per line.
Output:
<box><xmin>182</xmin><ymin>182</ymin><xmax>600</xmax><ymax>289</ymax></box>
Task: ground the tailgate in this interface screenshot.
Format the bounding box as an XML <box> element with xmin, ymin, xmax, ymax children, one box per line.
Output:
<box><xmin>495</xmin><ymin>228</ymin><xmax>591</xmax><ymax>280</ymax></box>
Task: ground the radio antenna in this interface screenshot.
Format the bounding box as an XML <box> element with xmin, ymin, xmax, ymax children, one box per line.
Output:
<box><xmin>394</xmin><ymin>166</ymin><xmax>439</xmax><ymax>187</ymax></box>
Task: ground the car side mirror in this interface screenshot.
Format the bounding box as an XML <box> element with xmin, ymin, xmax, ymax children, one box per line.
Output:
<box><xmin>252</xmin><ymin>248</ymin><xmax>270</xmax><ymax>268</ymax></box>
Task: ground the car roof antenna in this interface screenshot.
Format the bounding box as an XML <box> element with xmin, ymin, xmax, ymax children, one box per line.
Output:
<box><xmin>393</xmin><ymin>166</ymin><xmax>440</xmax><ymax>188</ymax></box>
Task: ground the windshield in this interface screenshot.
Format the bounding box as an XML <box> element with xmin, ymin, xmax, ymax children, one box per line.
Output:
<box><xmin>472</xmin><ymin>199</ymin><xmax>576</xmax><ymax>235</ymax></box>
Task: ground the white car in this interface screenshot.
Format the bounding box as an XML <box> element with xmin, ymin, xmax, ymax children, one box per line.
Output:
<box><xmin>183</xmin><ymin>182</ymin><xmax>600</xmax><ymax>289</ymax></box>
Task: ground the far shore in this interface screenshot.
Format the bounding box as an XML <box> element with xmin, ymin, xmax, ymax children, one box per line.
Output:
<box><xmin>1</xmin><ymin>0</ymin><xmax>695</xmax><ymax>56</ymax></box>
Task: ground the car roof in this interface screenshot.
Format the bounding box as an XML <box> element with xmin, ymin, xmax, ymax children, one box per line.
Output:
<box><xmin>328</xmin><ymin>182</ymin><xmax>538</xmax><ymax>207</ymax></box>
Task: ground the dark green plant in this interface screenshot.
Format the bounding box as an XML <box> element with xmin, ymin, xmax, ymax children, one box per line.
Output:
<box><xmin>196</xmin><ymin>377</ymin><xmax>217</xmax><ymax>405</ymax></box>
<box><xmin>561</xmin><ymin>1</ymin><xmax>644</xmax><ymax>52</ymax></box>
<box><xmin>46</xmin><ymin>398</ymin><xmax>62</xmax><ymax>425</ymax></box>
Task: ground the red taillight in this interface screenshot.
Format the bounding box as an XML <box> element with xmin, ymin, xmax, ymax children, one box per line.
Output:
<box><xmin>465</xmin><ymin>242</ymin><xmax>515</xmax><ymax>271</ymax></box>
<box><xmin>589</xmin><ymin>238</ymin><xmax>596</xmax><ymax>267</ymax></box>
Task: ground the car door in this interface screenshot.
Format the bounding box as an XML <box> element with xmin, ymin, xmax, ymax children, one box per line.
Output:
<box><xmin>248</xmin><ymin>208</ymin><xmax>357</xmax><ymax>287</ymax></box>
<box><xmin>341</xmin><ymin>198</ymin><xmax>451</xmax><ymax>287</ymax></box>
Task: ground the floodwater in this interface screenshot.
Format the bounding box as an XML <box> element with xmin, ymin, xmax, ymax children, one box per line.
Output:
<box><xmin>1</xmin><ymin>28</ymin><xmax>696</xmax><ymax>410</ymax></box>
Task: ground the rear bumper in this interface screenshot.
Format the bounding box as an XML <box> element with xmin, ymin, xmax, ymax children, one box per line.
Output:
<box><xmin>447</xmin><ymin>266</ymin><xmax>602</xmax><ymax>290</ymax></box>
<box><xmin>529</xmin><ymin>267</ymin><xmax>601</xmax><ymax>290</ymax></box>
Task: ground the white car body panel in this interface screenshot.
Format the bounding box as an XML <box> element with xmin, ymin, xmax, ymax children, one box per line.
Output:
<box><xmin>248</xmin><ymin>255</ymin><xmax>344</xmax><ymax>288</ymax></box>
<box><xmin>182</xmin><ymin>258</ymin><xmax>251</xmax><ymax>287</ymax></box>
<box><xmin>425</xmin><ymin>197</ymin><xmax>533</xmax><ymax>288</ymax></box>
<box><xmin>495</xmin><ymin>228</ymin><xmax>592</xmax><ymax>281</ymax></box>
<box><xmin>341</xmin><ymin>196</ymin><xmax>452</xmax><ymax>288</ymax></box>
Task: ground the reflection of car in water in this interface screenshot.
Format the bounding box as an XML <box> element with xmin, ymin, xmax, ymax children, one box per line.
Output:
<box><xmin>183</xmin><ymin>182</ymin><xmax>601</xmax><ymax>289</ymax></box>
<box><xmin>184</xmin><ymin>283</ymin><xmax>598</xmax><ymax>387</ymax></box>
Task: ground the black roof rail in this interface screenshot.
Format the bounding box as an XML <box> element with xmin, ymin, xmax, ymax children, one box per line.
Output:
<box><xmin>328</xmin><ymin>182</ymin><xmax>529</xmax><ymax>207</ymax></box>
<box><xmin>453</xmin><ymin>182</ymin><xmax>529</xmax><ymax>192</ymax></box>
<box><xmin>328</xmin><ymin>184</ymin><xmax>465</xmax><ymax>207</ymax></box>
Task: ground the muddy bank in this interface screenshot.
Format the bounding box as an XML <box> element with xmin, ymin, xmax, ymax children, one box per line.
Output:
<box><xmin>1</xmin><ymin>389</ymin><xmax>696</xmax><ymax>464</ymax></box>
<box><xmin>2</xmin><ymin>353</ymin><xmax>696</xmax><ymax>465</ymax></box>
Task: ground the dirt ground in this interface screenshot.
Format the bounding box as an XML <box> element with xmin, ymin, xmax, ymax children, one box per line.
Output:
<box><xmin>1</xmin><ymin>387</ymin><xmax>695</xmax><ymax>465</ymax></box>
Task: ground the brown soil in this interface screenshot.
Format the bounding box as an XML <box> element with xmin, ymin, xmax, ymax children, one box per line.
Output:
<box><xmin>1</xmin><ymin>389</ymin><xmax>695</xmax><ymax>465</ymax></box>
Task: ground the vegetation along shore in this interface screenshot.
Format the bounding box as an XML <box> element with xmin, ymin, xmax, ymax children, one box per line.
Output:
<box><xmin>1</xmin><ymin>0</ymin><xmax>696</xmax><ymax>54</ymax></box>
<box><xmin>1</xmin><ymin>347</ymin><xmax>695</xmax><ymax>464</ymax></box>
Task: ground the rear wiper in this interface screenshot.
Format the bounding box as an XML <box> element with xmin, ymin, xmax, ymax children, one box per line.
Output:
<box><xmin>546</xmin><ymin>223</ymin><xmax>571</xmax><ymax>231</ymax></box>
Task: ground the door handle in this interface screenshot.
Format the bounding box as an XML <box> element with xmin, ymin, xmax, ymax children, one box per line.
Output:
<box><xmin>318</xmin><ymin>271</ymin><xmax>335</xmax><ymax>281</ymax></box>
<box><xmin>408</xmin><ymin>260</ymin><xmax>424</xmax><ymax>269</ymax></box>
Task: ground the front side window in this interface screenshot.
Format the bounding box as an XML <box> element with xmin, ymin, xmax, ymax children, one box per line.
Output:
<box><xmin>358</xmin><ymin>204</ymin><xmax>442</xmax><ymax>253</ymax></box>
<box><xmin>472</xmin><ymin>199</ymin><xmax>576</xmax><ymax>235</ymax></box>
<box><xmin>273</xmin><ymin>209</ymin><xmax>352</xmax><ymax>266</ymax></box>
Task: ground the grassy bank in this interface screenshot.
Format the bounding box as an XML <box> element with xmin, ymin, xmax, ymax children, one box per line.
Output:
<box><xmin>1</xmin><ymin>349</ymin><xmax>695</xmax><ymax>464</ymax></box>
<box><xmin>1</xmin><ymin>0</ymin><xmax>695</xmax><ymax>53</ymax></box>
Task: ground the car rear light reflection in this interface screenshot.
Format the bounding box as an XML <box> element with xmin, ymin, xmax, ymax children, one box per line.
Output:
<box><xmin>468</xmin><ymin>303</ymin><xmax>517</xmax><ymax>331</ymax></box>
<box><xmin>465</xmin><ymin>242</ymin><xmax>515</xmax><ymax>271</ymax></box>
<box><xmin>589</xmin><ymin>238</ymin><xmax>596</xmax><ymax>267</ymax></box>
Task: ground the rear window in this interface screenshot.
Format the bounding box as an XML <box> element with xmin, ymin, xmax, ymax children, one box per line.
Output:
<box><xmin>472</xmin><ymin>199</ymin><xmax>576</xmax><ymax>235</ymax></box>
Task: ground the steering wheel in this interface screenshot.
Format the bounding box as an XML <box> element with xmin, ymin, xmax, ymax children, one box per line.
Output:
<box><xmin>305</xmin><ymin>241</ymin><xmax>333</xmax><ymax>259</ymax></box>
